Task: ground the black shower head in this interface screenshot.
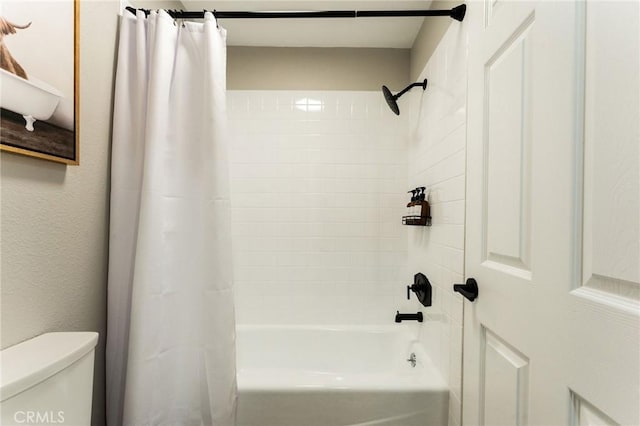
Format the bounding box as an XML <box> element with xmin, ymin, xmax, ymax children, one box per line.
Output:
<box><xmin>381</xmin><ymin>79</ymin><xmax>428</xmax><ymax>116</ymax></box>
<box><xmin>382</xmin><ymin>85</ymin><xmax>399</xmax><ymax>115</ymax></box>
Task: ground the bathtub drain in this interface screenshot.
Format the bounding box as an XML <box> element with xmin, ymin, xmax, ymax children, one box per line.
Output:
<box><xmin>407</xmin><ymin>352</ymin><xmax>417</xmax><ymax>368</ymax></box>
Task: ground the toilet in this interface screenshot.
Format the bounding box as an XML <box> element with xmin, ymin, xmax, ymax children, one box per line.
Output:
<box><xmin>0</xmin><ymin>332</ymin><xmax>98</xmax><ymax>426</ymax></box>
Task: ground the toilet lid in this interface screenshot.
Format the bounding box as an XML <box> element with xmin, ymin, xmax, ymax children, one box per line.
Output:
<box><xmin>0</xmin><ymin>332</ymin><xmax>98</xmax><ymax>401</ymax></box>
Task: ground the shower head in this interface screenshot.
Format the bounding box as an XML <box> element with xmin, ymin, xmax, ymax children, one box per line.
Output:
<box><xmin>381</xmin><ymin>79</ymin><xmax>428</xmax><ymax>116</ymax></box>
<box><xmin>382</xmin><ymin>85</ymin><xmax>399</xmax><ymax>115</ymax></box>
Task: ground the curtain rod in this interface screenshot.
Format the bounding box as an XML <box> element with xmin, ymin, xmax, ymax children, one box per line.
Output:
<box><xmin>125</xmin><ymin>4</ymin><xmax>466</xmax><ymax>22</ymax></box>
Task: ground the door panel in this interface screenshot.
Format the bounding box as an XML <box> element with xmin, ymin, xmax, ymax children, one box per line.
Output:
<box><xmin>481</xmin><ymin>327</ymin><xmax>529</xmax><ymax>426</ymax></box>
<box><xmin>571</xmin><ymin>392</ymin><xmax>619</xmax><ymax>426</ymax></box>
<box><xmin>581</xmin><ymin>0</ymin><xmax>639</xmax><ymax>299</ymax></box>
<box><xmin>483</xmin><ymin>12</ymin><xmax>533</xmax><ymax>278</ymax></box>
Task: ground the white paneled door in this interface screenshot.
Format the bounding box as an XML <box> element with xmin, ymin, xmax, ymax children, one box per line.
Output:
<box><xmin>463</xmin><ymin>1</ymin><xmax>639</xmax><ymax>425</ymax></box>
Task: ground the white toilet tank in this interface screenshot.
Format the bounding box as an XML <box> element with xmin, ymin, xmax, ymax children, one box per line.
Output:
<box><xmin>0</xmin><ymin>332</ymin><xmax>98</xmax><ymax>426</ymax></box>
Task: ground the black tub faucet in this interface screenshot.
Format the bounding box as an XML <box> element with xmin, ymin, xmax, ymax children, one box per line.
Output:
<box><xmin>395</xmin><ymin>311</ymin><xmax>423</xmax><ymax>323</ymax></box>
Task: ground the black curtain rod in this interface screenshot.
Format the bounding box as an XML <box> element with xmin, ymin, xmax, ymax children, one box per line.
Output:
<box><xmin>125</xmin><ymin>4</ymin><xmax>466</xmax><ymax>22</ymax></box>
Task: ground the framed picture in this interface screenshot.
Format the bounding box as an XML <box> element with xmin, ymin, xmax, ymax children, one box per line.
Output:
<box><xmin>0</xmin><ymin>0</ymin><xmax>79</xmax><ymax>165</ymax></box>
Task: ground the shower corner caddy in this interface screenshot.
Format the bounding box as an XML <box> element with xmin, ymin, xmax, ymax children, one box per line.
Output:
<box><xmin>402</xmin><ymin>204</ymin><xmax>432</xmax><ymax>227</ymax></box>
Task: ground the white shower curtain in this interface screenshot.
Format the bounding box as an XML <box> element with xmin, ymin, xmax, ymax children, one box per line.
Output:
<box><xmin>106</xmin><ymin>10</ymin><xmax>236</xmax><ymax>426</ymax></box>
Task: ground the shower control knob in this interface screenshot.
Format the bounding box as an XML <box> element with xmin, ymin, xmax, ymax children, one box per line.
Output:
<box><xmin>406</xmin><ymin>273</ymin><xmax>432</xmax><ymax>307</ymax></box>
<box><xmin>453</xmin><ymin>278</ymin><xmax>479</xmax><ymax>302</ymax></box>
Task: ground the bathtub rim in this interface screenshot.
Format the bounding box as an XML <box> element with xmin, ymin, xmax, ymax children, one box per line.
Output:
<box><xmin>0</xmin><ymin>68</ymin><xmax>64</xmax><ymax>98</ymax></box>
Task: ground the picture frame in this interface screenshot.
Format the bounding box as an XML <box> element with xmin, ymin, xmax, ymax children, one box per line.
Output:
<box><xmin>0</xmin><ymin>0</ymin><xmax>80</xmax><ymax>165</ymax></box>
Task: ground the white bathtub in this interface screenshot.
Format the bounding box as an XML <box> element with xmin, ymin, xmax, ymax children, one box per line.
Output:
<box><xmin>236</xmin><ymin>325</ymin><xmax>449</xmax><ymax>426</ymax></box>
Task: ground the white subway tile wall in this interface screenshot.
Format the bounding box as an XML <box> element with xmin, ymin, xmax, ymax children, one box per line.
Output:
<box><xmin>405</xmin><ymin>23</ymin><xmax>468</xmax><ymax>426</ymax></box>
<box><xmin>228</xmin><ymin>91</ymin><xmax>409</xmax><ymax>325</ymax></box>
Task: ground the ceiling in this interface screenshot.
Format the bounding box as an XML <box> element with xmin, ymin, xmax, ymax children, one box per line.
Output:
<box><xmin>177</xmin><ymin>0</ymin><xmax>434</xmax><ymax>48</ymax></box>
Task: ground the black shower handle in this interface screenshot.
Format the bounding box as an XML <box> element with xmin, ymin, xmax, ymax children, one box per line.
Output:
<box><xmin>407</xmin><ymin>283</ymin><xmax>429</xmax><ymax>300</ymax></box>
<box><xmin>453</xmin><ymin>278</ymin><xmax>478</xmax><ymax>302</ymax></box>
<box><xmin>406</xmin><ymin>284</ymin><xmax>417</xmax><ymax>299</ymax></box>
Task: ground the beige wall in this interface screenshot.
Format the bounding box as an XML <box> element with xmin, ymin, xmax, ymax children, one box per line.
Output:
<box><xmin>0</xmin><ymin>2</ymin><xmax>119</xmax><ymax>425</ymax></box>
<box><xmin>130</xmin><ymin>0</ymin><xmax>185</xmax><ymax>10</ymax></box>
<box><xmin>228</xmin><ymin>47</ymin><xmax>409</xmax><ymax>90</ymax></box>
<box><xmin>410</xmin><ymin>0</ymin><xmax>460</xmax><ymax>80</ymax></box>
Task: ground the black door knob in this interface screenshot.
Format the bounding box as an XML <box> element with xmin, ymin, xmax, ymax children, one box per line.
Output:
<box><xmin>453</xmin><ymin>278</ymin><xmax>478</xmax><ymax>302</ymax></box>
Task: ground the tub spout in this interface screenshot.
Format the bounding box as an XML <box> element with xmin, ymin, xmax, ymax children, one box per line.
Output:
<box><xmin>395</xmin><ymin>311</ymin><xmax>423</xmax><ymax>323</ymax></box>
